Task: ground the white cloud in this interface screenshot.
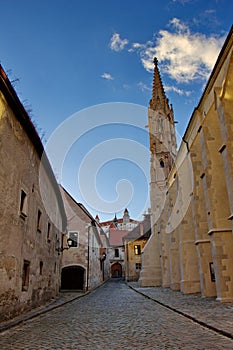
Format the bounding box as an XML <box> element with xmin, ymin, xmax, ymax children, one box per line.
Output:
<box><xmin>137</xmin><ymin>82</ymin><xmax>151</xmax><ymax>92</ymax></box>
<box><xmin>101</xmin><ymin>73</ymin><xmax>114</xmax><ymax>80</ymax></box>
<box><xmin>135</xmin><ymin>18</ymin><xmax>226</xmax><ymax>83</ymax></box>
<box><xmin>109</xmin><ymin>33</ymin><xmax>129</xmax><ymax>52</ymax></box>
<box><xmin>164</xmin><ymin>85</ymin><xmax>191</xmax><ymax>96</ymax></box>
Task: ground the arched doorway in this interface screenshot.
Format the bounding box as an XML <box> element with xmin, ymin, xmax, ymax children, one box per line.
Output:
<box><xmin>61</xmin><ymin>266</ymin><xmax>85</xmax><ymax>290</ymax></box>
<box><xmin>111</xmin><ymin>263</ymin><xmax>122</xmax><ymax>278</ymax></box>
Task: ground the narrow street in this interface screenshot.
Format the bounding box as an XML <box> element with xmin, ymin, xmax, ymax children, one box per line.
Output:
<box><xmin>0</xmin><ymin>279</ymin><xmax>232</xmax><ymax>350</ymax></box>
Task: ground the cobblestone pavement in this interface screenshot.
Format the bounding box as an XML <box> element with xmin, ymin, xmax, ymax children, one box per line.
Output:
<box><xmin>128</xmin><ymin>282</ymin><xmax>233</xmax><ymax>339</ymax></box>
<box><xmin>0</xmin><ymin>279</ymin><xmax>233</xmax><ymax>350</ymax></box>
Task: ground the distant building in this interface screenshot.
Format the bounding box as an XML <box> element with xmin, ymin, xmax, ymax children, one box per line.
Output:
<box><xmin>124</xmin><ymin>214</ymin><xmax>151</xmax><ymax>281</ymax></box>
<box><xmin>97</xmin><ymin>209</ymin><xmax>138</xmax><ymax>235</ymax></box>
<box><xmin>97</xmin><ymin>210</ymin><xmax>139</xmax><ymax>278</ymax></box>
<box><xmin>59</xmin><ymin>186</ymin><xmax>109</xmax><ymax>290</ymax></box>
<box><xmin>108</xmin><ymin>229</ymin><xmax>129</xmax><ymax>278</ymax></box>
<box><xmin>0</xmin><ymin>65</ymin><xmax>66</xmax><ymax>322</ymax></box>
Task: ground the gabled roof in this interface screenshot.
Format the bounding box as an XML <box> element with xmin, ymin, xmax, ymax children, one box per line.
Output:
<box><xmin>123</xmin><ymin>214</ymin><xmax>151</xmax><ymax>242</ymax></box>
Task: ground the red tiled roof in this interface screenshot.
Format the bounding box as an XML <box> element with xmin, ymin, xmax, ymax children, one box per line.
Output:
<box><xmin>109</xmin><ymin>229</ymin><xmax>129</xmax><ymax>246</ymax></box>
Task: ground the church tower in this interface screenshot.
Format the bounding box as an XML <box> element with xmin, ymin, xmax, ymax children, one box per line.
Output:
<box><xmin>149</xmin><ymin>57</ymin><xmax>177</xmax><ymax>225</ymax></box>
<box><xmin>139</xmin><ymin>58</ymin><xmax>177</xmax><ymax>287</ymax></box>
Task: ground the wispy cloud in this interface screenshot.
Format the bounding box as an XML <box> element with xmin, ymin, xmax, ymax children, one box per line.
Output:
<box><xmin>137</xmin><ymin>82</ymin><xmax>151</xmax><ymax>92</ymax></box>
<box><xmin>101</xmin><ymin>73</ymin><xmax>114</xmax><ymax>80</ymax></box>
<box><xmin>136</xmin><ymin>18</ymin><xmax>225</xmax><ymax>83</ymax></box>
<box><xmin>164</xmin><ymin>85</ymin><xmax>191</xmax><ymax>96</ymax></box>
<box><xmin>109</xmin><ymin>33</ymin><xmax>129</xmax><ymax>52</ymax></box>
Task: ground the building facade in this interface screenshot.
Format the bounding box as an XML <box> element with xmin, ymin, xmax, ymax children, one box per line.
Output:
<box><xmin>0</xmin><ymin>66</ymin><xmax>66</xmax><ymax>322</ymax></box>
<box><xmin>98</xmin><ymin>209</ymin><xmax>139</xmax><ymax>234</ymax></box>
<box><xmin>139</xmin><ymin>26</ymin><xmax>233</xmax><ymax>302</ymax></box>
<box><xmin>60</xmin><ymin>186</ymin><xmax>109</xmax><ymax>291</ymax></box>
<box><xmin>124</xmin><ymin>214</ymin><xmax>151</xmax><ymax>281</ymax></box>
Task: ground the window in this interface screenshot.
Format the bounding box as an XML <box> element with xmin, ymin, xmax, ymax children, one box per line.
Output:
<box><xmin>115</xmin><ymin>248</ymin><xmax>119</xmax><ymax>257</ymax></box>
<box><xmin>37</xmin><ymin>210</ymin><xmax>42</xmax><ymax>232</ymax></box>
<box><xmin>135</xmin><ymin>263</ymin><xmax>142</xmax><ymax>270</ymax></box>
<box><xmin>22</xmin><ymin>260</ymin><xmax>30</xmax><ymax>291</ymax></box>
<box><xmin>134</xmin><ymin>245</ymin><xmax>141</xmax><ymax>255</ymax></box>
<box><xmin>47</xmin><ymin>222</ymin><xmax>51</xmax><ymax>242</ymax></box>
<box><xmin>19</xmin><ymin>189</ymin><xmax>27</xmax><ymax>218</ymax></box>
<box><xmin>39</xmin><ymin>261</ymin><xmax>43</xmax><ymax>275</ymax></box>
<box><xmin>209</xmin><ymin>262</ymin><xmax>215</xmax><ymax>282</ymax></box>
<box><xmin>68</xmin><ymin>231</ymin><xmax>79</xmax><ymax>247</ymax></box>
<box><xmin>160</xmin><ymin>159</ymin><xmax>165</xmax><ymax>168</ymax></box>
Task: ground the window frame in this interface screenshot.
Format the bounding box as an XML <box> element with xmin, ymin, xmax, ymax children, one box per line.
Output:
<box><xmin>19</xmin><ymin>189</ymin><xmax>28</xmax><ymax>219</ymax></box>
<box><xmin>135</xmin><ymin>263</ymin><xmax>142</xmax><ymax>270</ymax></box>
<box><xmin>22</xmin><ymin>260</ymin><xmax>30</xmax><ymax>291</ymax></box>
<box><xmin>134</xmin><ymin>245</ymin><xmax>141</xmax><ymax>255</ymax></box>
<box><xmin>68</xmin><ymin>231</ymin><xmax>79</xmax><ymax>248</ymax></box>
<box><xmin>37</xmin><ymin>209</ymin><xmax>42</xmax><ymax>233</ymax></box>
<box><xmin>115</xmin><ymin>248</ymin><xmax>119</xmax><ymax>258</ymax></box>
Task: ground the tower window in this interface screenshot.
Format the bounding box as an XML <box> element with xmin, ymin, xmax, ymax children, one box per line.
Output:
<box><xmin>160</xmin><ymin>160</ymin><xmax>165</xmax><ymax>168</ymax></box>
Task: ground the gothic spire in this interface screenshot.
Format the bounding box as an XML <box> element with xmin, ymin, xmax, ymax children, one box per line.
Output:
<box><xmin>150</xmin><ymin>57</ymin><xmax>168</xmax><ymax>112</ymax></box>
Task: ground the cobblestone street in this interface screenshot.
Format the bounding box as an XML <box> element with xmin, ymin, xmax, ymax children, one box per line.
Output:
<box><xmin>0</xmin><ymin>279</ymin><xmax>233</xmax><ymax>350</ymax></box>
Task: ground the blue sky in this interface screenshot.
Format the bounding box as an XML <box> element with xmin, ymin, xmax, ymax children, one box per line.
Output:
<box><xmin>0</xmin><ymin>0</ymin><xmax>232</xmax><ymax>221</ymax></box>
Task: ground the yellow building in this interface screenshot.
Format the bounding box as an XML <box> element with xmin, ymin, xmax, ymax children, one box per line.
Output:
<box><xmin>124</xmin><ymin>214</ymin><xmax>151</xmax><ymax>281</ymax></box>
<box><xmin>139</xmin><ymin>26</ymin><xmax>233</xmax><ymax>302</ymax></box>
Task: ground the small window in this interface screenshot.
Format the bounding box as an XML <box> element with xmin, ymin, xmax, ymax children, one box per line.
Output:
<box><xmin>22</xmin><ymin>260</ymin><xmax>30</xmax><ymax>291</ymax></box>
<box><xmin>39</xmin><ymin>261</ymin><xmax>43</xmax><ymax>275</ymax></box>
<box><xmin>209</xmin><ymin>262</ymin><xmax>215</xmax><ymax>282</ymax></box>
<box><xmin>115</xmin><ymin>248</ymin><xmax>119</xmax><ymax>257</ymax></box>
<box><xmin>68</xmin><ymin>231</ymin><xmax>79</xmax><ymax>247</ymax></box>
<box><xmin>47</xmin><ymin>222</ymin><xmax>51</xmax><ymax>242</ymax></box>
<box><xmin>37</xmin><ymin>210</ymin><xmax>42</xmax><ymax>232</ymax></box>
<box><xmin>135</xmin><ymin>263</ymin><xmax>142</xmax><ymax>270</ymax></box>
<box><xmin>160</xmin><ymin>160</ymin><xmax>165</xmax><ymax>168</ymax></box>
<box><xmin>19</xmin><ymin>189</ymin><xmax>27</xmax><ymax>218</ymax></box>
<box><xmin>134</xmin><ymin>245</ymin><xmax>141</xmax><ymax>255</ymax></box>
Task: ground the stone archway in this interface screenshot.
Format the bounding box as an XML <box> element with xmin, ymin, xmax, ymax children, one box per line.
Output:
<box><xmin>111</xmin><ymin>262</ymin><xmax>122</xmax><ymax>278</ymax></box>
<box><xmin>61</xmin><ymin>265</ymin><xmax>85</xmax><ymax>290</ymax></box>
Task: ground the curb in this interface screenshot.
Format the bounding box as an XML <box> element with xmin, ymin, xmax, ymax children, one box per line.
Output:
<box><xmin>127</xmin><ymin>284</ymin><xmax>233</xmax><ymax>340</ymax></box>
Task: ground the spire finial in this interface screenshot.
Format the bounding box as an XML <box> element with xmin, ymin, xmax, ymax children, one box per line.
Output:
<box><xmin>150</xmin><ymin>57</ymin><xmax>168</xmax><ymax>112</ymax></box>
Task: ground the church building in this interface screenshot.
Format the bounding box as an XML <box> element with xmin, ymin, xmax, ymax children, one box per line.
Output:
<box><xmin>139</xmin><ymin>26</ymin><xmax>233</xmax><ymax>302</ymax></box>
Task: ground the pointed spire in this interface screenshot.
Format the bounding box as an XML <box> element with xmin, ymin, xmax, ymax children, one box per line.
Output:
<box><xmin>113</xmin><ymin>214</ymin><xmax>118</xmax><ymax>227</ymax></box>
<box><xmin>150</xmin><ymin>57</ymin><xmax>168</xmax><ymax>113</ymax></box>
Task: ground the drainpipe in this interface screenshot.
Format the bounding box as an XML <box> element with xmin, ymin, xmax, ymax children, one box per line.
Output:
<box><xmin>86</xmin><ymin>224</ymin><xmax>91</xmax><ymax>291</ymax></box>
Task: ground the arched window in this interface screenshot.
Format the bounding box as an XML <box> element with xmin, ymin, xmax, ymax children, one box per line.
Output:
<box><xmin>160</xmin><ymin>159</ymin><xmax>165</xmax><ymax>168</ymax></box>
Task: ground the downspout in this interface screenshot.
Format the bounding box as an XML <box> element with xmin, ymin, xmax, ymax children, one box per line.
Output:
<box><xmin>86</xmin><ymin>225</ymin><xmax>90</xmax><ymax>291</ymax></box>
